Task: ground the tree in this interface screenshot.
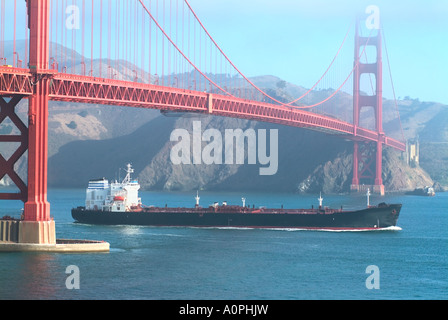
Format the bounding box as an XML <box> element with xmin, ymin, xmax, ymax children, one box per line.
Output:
<box><xmin>276</xmin><ymin>80</ymin><xmax>286</xmax><ymax>90</ymax></box>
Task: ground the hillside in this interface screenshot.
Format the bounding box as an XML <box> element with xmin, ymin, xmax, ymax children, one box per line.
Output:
<box><xmin>397</xmin><ymin>98</ymin><xmax>448</xmax><ymax>187</ymax></box>
<box><xmin>44</xmin><ymin>75</ymin><xmax>441</xmax><ymax>193</ymax></box>
<box><xmin>48</xmin><ymin>114</ymin><xmax>354</xmax><ymax>192</ymax></box>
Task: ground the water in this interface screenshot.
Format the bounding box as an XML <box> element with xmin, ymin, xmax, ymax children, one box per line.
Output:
<box><xmin>0</xmin><ymin>189</ymin><xmax>447</xmax><ymax>300</ymax></box>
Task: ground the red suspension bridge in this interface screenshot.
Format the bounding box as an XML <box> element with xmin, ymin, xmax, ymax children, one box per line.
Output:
<box><xmin>0</xmin><ymin>0</ymin><xmax>405</xmax><ymax>243</ymax></box>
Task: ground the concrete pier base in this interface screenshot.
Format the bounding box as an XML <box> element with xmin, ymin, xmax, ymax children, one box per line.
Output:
<box><xmin>18</xmin><ymin>220</ymin><xmax>56</xmax><ymax>244</ymax></box>
<box><xmin>0</xmin><ymin>220</ymin><xmax>110</xmax><ymax>253</ymax></box>
<box><xmin>1</xmin><ymin>220</ymin><xmax>20</xmax><ymax>243</ymax></box>
<box><xmin>373</xmin><ymin>184</ymin><xmax>385</xmax><ymax>196</ymax></box>
<box><xmin>350</xmin><ymin>184</ymin><xmax>385</xmax><ymax>196</ymax></box>
<box><xmin>0</xmin><ymin>239</ymin><xmax>110</xmax><ymax>253</ymax></box>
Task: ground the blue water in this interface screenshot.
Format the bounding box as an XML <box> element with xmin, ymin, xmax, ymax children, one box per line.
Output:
<box><xmin>0</xmin><ymin>189</ymin><xmax>447</xmax><ymax>300</ymax></box>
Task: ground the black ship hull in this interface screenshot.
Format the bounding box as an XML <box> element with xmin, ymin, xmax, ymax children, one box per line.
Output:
<box><xmin>72</xmin><ymin>203</ymin><xmax>401</xmax><ymax>231</ymax></box>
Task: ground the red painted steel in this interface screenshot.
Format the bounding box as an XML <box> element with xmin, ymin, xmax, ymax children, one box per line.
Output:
<box><xmin>46</xmin><ymin>73</ymin><xmax>404</xmax><ymax>150</ymax></box>
<box><xmin>23</xmin><ymin>0</ymin><xmax>51</xmax><ymax>222</ymax></box>
<box><xmin>0</xmin><ymin>69</ymin><xmax>406</xmax><ymax>150</ymax></box>
<box><xmin>351</xmin><ymin>21</ymin><xmax>386</xmax><ymax>194</ymax></box>
<box><xmin>0</xmin><ymin>67</ymin><xmax>33</xmax><ymax>96</ymax></box>
<box><xmin>0</xmin><ymin>65</ymin><xmax>408</xmax><ymax>152</ymax></box>
<box><xmin>0</xmin><ymin>95</ymin><xmax>27</xmax><ymax>201</ymax></box>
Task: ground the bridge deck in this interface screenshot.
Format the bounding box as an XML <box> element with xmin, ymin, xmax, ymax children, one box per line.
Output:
<box><xmin>0</xmin><ymin>67</ymin><xmax>405</xmax><ymax>151</ymax></box>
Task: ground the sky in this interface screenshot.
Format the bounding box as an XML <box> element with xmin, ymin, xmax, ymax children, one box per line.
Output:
<box><xmin>2</xmin><ymin>0</ymin><xmax>447</xmax><ymax>104</ymax></box>
<box><xmin>187</xmin><ymin>0</ymin><xmax>448</xmax><ymax>104</ymax></box>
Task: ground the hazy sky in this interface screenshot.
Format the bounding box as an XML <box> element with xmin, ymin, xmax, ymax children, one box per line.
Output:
<box><xmin>2</xmin><ymin>0</ymin><xmax>447</xmax><ymax>104</ymax></box>
<box><xmin>187</xmin><ymin>0</ymin><xmax>448</xmax><ymax>104</ymax></box>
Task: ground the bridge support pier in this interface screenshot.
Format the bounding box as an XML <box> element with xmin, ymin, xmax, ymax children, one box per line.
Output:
<box><xmin>23</xmin><ymin>77</ymin><xmax>51</xmax><ymax>223</ymax></box>
<box><xmin>20</xmin><ymin>0</ymin><xmax>53</xmax><ymax>243</ymax></box>
<box><xmin>373</xmin><ymin>139</ymin><xmax>384</xmax><ymax>195</ymax></box>
<box><xmin>0</xmin><ymin>90</ymin><xmax>56</xmax><ymax>244</ymax></box>
<box><xmin>18</xmin><ymin>220</ymin><xmax>56</xmax><ymax>244</ymax></box>
<box><xmin>350</xmin><ymin>140</ymin><xmax>384</xmax><ymax>196</ymax></box>
<box><xmin>0</xmin><ymin>0</ymin><xmax>109</xmax><ymax>252</ymax></box>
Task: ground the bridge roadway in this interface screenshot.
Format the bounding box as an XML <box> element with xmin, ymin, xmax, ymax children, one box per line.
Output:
<box><xmin>0</xmin><ymin>66</ymin><xmax>406</xmax><ymax>151</ymax></box>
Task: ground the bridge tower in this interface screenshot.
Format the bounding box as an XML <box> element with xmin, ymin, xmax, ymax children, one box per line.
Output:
<box><xmin>22</xmin><ymin>0</ymin><xmax>55</xmax><ymax>242</ymax></box>
<box><xmin>0</xmin><ymin>0</ymin><xmax>55</xmax><ymax>244</ymax></box>
<box><xmin>350</xmin><ymin>20</ymin><xmax>385</xmax><ymax>195</ymax></box>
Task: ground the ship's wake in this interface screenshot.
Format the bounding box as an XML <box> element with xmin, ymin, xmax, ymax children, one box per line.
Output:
<box><xmin>210</xmin><ymin>226</ymin><xmax>403</xmax><ymax>232</ymax></box>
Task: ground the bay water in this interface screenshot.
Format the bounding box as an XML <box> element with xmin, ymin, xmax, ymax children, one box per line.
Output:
<box><xmin>0</xmin><ymin>189</ymin><xmax>447</xmax><ymax>300</ymax></box>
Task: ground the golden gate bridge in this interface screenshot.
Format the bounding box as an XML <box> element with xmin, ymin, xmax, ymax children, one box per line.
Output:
<box><xmin>0</xmin><ymin>0</ymin><xmax>405</xmax><ymax>246</ymax></box>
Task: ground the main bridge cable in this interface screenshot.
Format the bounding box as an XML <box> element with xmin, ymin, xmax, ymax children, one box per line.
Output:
<box><xmin>183</xmin><ymin>0</ymin><xmax>291</xmax><ymax>105</ymax></box>
<box><xmin>141</xmin><ymin>0</ymin><xmax>372</xmax><ymax>113</ymax></box>
<box><xmin>137</xmin><ymin>0</ymin><xmax>234</xmax><ymax>98</ymax></box>
<box><xmin>289</xmin><ymin>26</ymin><xmax>375</xmax><ymax>109</ymax></box>
<box><xmin>183</xmin><ymin>0</ymin><xmax>371</xmax><ymax>111</ymax></box>
<box><xmin>284</xmin><ymin>23</ymin><xmax>353</xmax><ymax>106</ymax></box>
<box><xmin>382</xmin><ymin>27</ymin><xmax>405</xmax><ymax>143</ymax></box>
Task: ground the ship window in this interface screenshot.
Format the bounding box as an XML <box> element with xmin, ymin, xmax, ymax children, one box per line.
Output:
<box><xmin>117</xmin><ymin>207</ymin><xmax>120</xmax><ymax>210</ymax></box>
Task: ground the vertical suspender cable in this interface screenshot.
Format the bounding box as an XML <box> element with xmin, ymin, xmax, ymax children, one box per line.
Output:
<box><xmin>49</xmin><ymin>0</ymin><xmax>52</xmax><ymax>67</ymax></box>
<box><xmin>124</xmin><ymin>0</ymin><xmax>127</xmax><ymax>79</ymax></box>
<box><xmin>108</xmin><ymin>0</ymin><xmax>111</xmax><ymax>78</ymax></box>
<box><xmin>13</xmin><ymin>0</ymin><xmax>16</xmax><ymax>67</ymax></box>
<box><xmin>115</xmin><ymin>0</ymin><xmax>119</xmax><ymax>78</ymax></box>
<box><xmin>91</xmin><ymin>0</ymin><xmax>93</xmax><ymax>76</ymax></box>
<box><xmin>156</xmin><ymin>0</ymin><xmax>158</xmax><ymax>83</ymax></box>
<box><xmin>72</xmin><ymin>0</ymin><xmax>76</xmax><ymax>74</ymax></box>
<box><xmin>150</xmin><ymin>0</ymin><xmax>152</xmax><ymax>84</ymax></box>
<box><xmin>62</xmin><ymin>0</ymin><xmax>66</xmax><ymax>71</ymax></box>
<box><xmin>99</xmin><ymin>0</ymin><xmax>103</xmax><ymax>78</ymax></box>
<box><xmin>120</xmin><ymin>0</ymin><xmax>127</xmax><ymax>79</ymax></box>
<box><xmin>141</xmin><ymin>4</ymin><xmax>145</xmax><ymax>81</ymax></box>
<box><xmin>135</xmin><ymin>1</ymin><xmax>138</xmax><ymax>81</ymax></box>
<box><xmin>0</xmin><ymin>0</ymin><xmax>4</xmax><ymax>62</ymax></box>
<box><xmin>82</xmin><ymin>0</ymin><xmax>85</xmax><ymax>75</ymax></box>
<box><xmin>124</xmin><ymin>1</ymin><xmax>127</xmax><ymax>79</ymax></box>
<box><xmin>162</xmin><ymin>0</ymin><xmax>165</xmax><ymax>85</ymax></box>
<box><xmin>25</xmin><ymin>1</ymin><xmax>28</xmax><ymax>68</ymax></box>
<box><xmin>55</xmin><ymin>0</ymin><xmax>58</xmax><ymax>68</ymax></box>
<box><xmin>168</xmin><ymin>0</ymin><xmax>171</xmax><ymax>86</ymax></box>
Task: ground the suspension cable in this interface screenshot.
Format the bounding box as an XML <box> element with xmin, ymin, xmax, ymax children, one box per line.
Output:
<box><xmin>382</xmin><ymin>27</ymin><xmax>405</xmax><ymax>142</ymax></box>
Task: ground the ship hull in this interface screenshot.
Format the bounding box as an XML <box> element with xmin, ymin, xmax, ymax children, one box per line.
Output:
<box><xmin>72</xmin><ymin>204</ymin><xmax>401</xmax><ymax>230</ymax></box>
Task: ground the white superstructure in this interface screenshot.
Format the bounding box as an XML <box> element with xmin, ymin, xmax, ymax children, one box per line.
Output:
<box><xmin>85</xmin><ymin>164</ymin><xmax>142</xmax><ymax>212</ymax></box>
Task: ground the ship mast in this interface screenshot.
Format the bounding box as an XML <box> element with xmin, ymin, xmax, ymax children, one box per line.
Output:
<box><xmin>318</xmin><ymin>192</ymin><xmax>323</xmax><ymax>209</ymax></box>
<box><xmin>122</xmin><ymin>163</ymin><xmax>134</xmax><ymax>185</ymax></box>
<box><xmin>366</xmin><ymin>188</ymin><xmax>371</xmax><ymax>207</ymax></box>
<box><xmin>195</xmin><ymin>191</ymin><xmax>200</xmax><ymax>207</ymax></box>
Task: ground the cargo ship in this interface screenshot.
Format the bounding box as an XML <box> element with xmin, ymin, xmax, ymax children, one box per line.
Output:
<box><xmin>72</xmin><ymin>164</ymin><xmax>402</xmax><ymax>231</ymax></box>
